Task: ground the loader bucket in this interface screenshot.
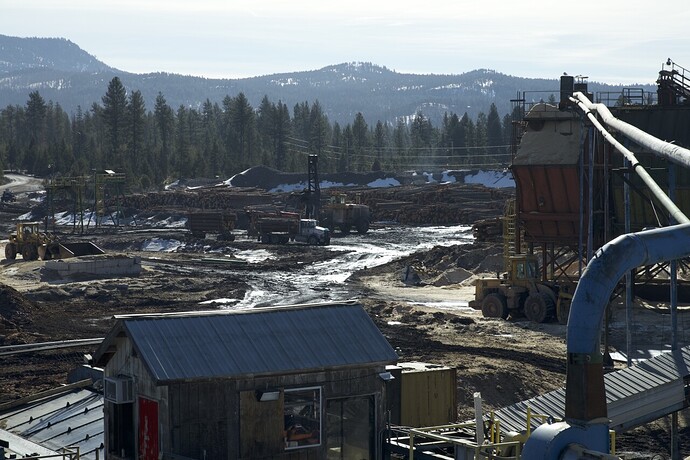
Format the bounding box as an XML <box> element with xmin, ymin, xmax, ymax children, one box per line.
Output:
<box><xmin>58</xmin><ymin>242</ymin><xmax>105</xmax><ymax>258</ymax></box>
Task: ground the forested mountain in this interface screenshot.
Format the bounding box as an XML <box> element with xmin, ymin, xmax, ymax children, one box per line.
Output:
<box><xmin>0</xmin><ymin>35</ymin><xmax>657</xmax><ymax>191</ymax></box>
<box><xmin>0</xmin><ymin>35</ymin><xmax>650</xmax><ymax>126</ymax></box>
<box><xmin>0</xmin><ymin>35</ymin><xmax>112</xmax><ymax>74</ymax></box>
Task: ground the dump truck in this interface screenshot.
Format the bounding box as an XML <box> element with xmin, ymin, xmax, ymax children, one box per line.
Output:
<box><xmin>320</xmin><ymin>193</ymin><xmax>370</xmax><ymax>234</ymax></box>
<box><xmin>468</xmin><ymin>254</ymin><xmax>573</xmax><ymax>324</ymax></box>
<box><xmin>256</xmin><ymin>215</ymin><xmax>330</xmax><ymax>245</ymax></box>
<box><xmin>5</xmin><ymin>222</ymin><xmax>105</xmax><ymax>261</ymax></box>
<box><xmin>187</xmin><ymin>211</ymin><xmax>236</xmax><ymax>240</ymax></box>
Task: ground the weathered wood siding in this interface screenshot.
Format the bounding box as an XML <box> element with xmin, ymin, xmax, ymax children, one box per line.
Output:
<box><xmin>162</xmin><ymin>366</ymin><xmax>388</xmax><ymax>460</ymax></box>
<box><xmin>103</xmin><ymin>336</ymin><xmax>169</xmax><ymax>458</ymax></box>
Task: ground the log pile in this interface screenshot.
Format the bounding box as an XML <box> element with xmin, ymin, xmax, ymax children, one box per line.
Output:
<box><xmin>472</xmin><ymin>217</ymin><xmax>503</xmax><ymax>242</ymax></box>
<box><xmin>108</xmin><ymin>183</ymin><xmax>513</xmax><ymax>227</ymax></box>
<box><xmin>356</xmin><ymin>184</ymin><xmax>512</xmax><ymax>225</ymax></box>
<box><xmin>112</xmin><ymin>187</ymin><xmax>276</xmax><ymax>212</ymax></box>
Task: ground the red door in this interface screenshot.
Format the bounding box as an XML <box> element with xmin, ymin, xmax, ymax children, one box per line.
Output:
<box><xmin>138</xmin><ymin>397</ymin><xmax>159</xmax><ymax>460</ymax></box>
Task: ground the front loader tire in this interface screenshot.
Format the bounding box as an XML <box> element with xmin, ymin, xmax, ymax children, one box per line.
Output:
<box><xmin>481</xmin><ymin>293</ymin><xmax>509</xmax><ymax>319</ymax></box>
<box><xmin>21</xmin><ymin>244</ymin><xmax>38</xmax><ymax>261</ymax></box>
<box><xmin>524</xmin><ymin>293</ymin><xmax>555</xmax><ymax>323</ymax></box>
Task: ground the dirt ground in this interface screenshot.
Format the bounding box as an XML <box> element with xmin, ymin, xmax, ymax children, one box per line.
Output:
<box><xmin>1</xmin><ymin>187</ymin><xmax>690</xmax><ymax>458</ymax></box>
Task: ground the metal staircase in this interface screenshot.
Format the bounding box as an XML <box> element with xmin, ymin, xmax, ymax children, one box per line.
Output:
<box><xmin>657</xmin><ymin>58</ymin><xmax>690</xmax><ymax>105</ymax></box>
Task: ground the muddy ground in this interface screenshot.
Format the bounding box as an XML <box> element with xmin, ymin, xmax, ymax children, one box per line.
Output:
<box><xmin>1</xmin><ymin>188</ymin><xmax>689</xmax><ymax>458</ymax></box>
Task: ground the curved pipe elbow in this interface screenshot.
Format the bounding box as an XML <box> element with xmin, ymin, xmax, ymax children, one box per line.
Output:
<box><xmin>567</xmin><ymin>223</ymin><xmax>690</xmax><ymax>354</ymax></box>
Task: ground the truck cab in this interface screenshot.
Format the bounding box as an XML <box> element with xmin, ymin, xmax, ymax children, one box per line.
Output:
<box><xmin>296</xmin><ymin>219</ymin><xmax>330</xmax><ymax>246</ymax></box>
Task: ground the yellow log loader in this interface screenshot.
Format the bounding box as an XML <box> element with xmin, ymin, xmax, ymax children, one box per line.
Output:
<box><xmin>5</xmin><ymin>222</ymin><xmax>104</xmax><ymax>261</ymax></box>
<box><xmin>469</xmin><ymin>254</ymin><xmax>574</xmax><ymax>324</ymax></box>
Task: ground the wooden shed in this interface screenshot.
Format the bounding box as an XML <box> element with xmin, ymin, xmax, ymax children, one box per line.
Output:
<box><xmin>93</xmin><ymin>301</ymin><xmax>398</xmax><ymax>460</ymax></box>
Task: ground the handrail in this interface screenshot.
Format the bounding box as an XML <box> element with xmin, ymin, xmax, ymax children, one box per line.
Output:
<box><xmin>661</xmin><ymin>59</ymin><xmax>690</xmax><ymax>99</ymax></box>
<box><xmin>407</xmin><ymin>422</ymin><xmax>522</xmax><ymax>460</ymax></box>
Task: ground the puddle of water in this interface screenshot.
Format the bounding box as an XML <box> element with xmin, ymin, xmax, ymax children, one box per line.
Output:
<box><xmin>214</xmin><ymin>225</ymin><xmax>475</xmax><ymax>309</ymax></box>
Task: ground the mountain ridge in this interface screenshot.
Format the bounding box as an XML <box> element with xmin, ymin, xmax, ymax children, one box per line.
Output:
<box><xmin>0</xmin><ymin>34</ymin><xmax>654</xmax><ymax>125</ymax></box>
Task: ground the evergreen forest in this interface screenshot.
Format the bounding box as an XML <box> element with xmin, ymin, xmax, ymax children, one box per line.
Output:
<box><xmin>0</xmin><ymin>76</ymin><xmax>517</xmax><ymax>191</ymax></box>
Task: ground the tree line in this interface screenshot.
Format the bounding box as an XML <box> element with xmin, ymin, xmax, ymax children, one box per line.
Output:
<box><xmin>0</xmin><ymin>76</ymin><xmax>516</xmax><ymax>191</ymax></box>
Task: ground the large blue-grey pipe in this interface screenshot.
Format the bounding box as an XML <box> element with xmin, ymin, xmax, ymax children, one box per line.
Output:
<box><xmin>565</xmin><ymin>223</ymin><xmax>690</xmax><ymax>422</ymax></box>
<box><xmin>523</xmin><ymin>223</ymin><xmax>690</xmax><ymax>459</ymax></box>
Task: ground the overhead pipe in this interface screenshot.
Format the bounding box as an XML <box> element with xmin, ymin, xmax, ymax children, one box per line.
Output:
<box><xmin>572</xmin><ymin>92</ymin><xmax>690</xmax><ymax>169</ymax></box>
<box><xmin>524</xmin><ymin>88</ymin><xmax>690</xmax><ymax>459</ymax></box>
<box><xmin>524</xmin><ymin>224</ymin><xmax>690</xmax><ymax>460</ymax></box>
<box><xmin>565</xmin><ymin>223</ymin><xmax>690</xmax><ymax>423</ymax></box>
<box><xmin>570</xmin><ymin>92</ymin><xmax>690</xmax><ymax>225</ymax></box>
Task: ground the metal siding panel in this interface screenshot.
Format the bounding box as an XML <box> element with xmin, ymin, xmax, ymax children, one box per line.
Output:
<box><xmin>0</xmin><ymin>390</ymin><xmax>104</xmax><ymax>460</ymax></box>
<box><xmin>515</xmin><ymin>165</ymin><xmax>581</xmax><ymax>241</ymax></box>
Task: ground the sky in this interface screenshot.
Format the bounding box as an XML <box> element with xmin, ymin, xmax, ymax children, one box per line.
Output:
<box><xmin>2</xmin><ymin>0</ymin><xmax>689</xmax><ymax>85</ymax></box>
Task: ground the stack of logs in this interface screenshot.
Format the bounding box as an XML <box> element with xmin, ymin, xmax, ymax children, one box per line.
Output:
<box><xmin>472</xmin><ymin>217</ymin><xmax>503</xmax><ymax>242</ymax></box>
<box><xmin>354</xmin><ymin>183</ymin><xmax>512</xmax><ymax>226</ymax></box>
<box><xmin>113</xmin><ymin>187</ymin><xmax>276</xmax><ymax>212</ymax></box>
<box><xmin>109</xmin><ymin>183</ymin><xmax>513</xmax><ymax>228</ymax></box>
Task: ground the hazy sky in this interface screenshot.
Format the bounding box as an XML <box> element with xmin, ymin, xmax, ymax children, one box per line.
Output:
<box><xmin>2</xmin><ymin>0</ymin><xmax>688</xmax><ymax>85</ymax></box>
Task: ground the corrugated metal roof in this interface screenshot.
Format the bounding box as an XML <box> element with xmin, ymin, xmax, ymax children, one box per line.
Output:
<box><xmin>0</xmin><ymin>388</ymin><xmax>104</xmax><ymax>460</ymax></box>
<box><xmin>492</xmin><ymin>346</ymin><xmax>690</xmax><ymax>434</ymax></box>
<box><xmin>119</xmin><ymin>302</ymin><xmax>398</xmax><ymax>384</ymax></box>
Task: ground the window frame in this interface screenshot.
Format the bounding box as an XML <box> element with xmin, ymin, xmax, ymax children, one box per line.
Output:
<box><xmin>283</xmin><ymin>386</ymin><xmax>322</xmax><ymax>450</ymax></box>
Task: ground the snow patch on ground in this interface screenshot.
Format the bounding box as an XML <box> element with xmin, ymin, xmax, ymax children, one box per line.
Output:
<box><xmin>464</xmin><ymin>170</ymin><xmax>515</xmax><ymax>188</ymax></box>
<box><xmin>141</xmin><ymin>238</ymin><xmax>183</xmax><ymax>252</ymax></box>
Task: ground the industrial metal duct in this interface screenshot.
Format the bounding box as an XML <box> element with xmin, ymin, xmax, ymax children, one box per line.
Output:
<box><xmin>523</xmin><ymin>224</ymin><xmax>690</xmax><ymax>459</ymax></box>
<box><xmin>523</xmin><ymin>91</ymin><xmax>690</xmax><ymax>459</ymax></box>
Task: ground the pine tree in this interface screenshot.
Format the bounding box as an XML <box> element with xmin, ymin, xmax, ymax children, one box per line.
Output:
<box><xmin>153</xmin><ymin>92</ymin><xmax>174</xmax><ymax>184</ymax></box>
<box><xmin>274</xmin><ymin>101</ymin><xmax>291</xmax><ymax>171</ymax></box>
<box><xmin>127</xmin><ymin>90</ymin><xmax>147</xmax><ymax>181</ymax></box>
<box><xmin>101</xmin><ymin>77</ymin><xmax>128</xmax><ymax>169</ymax></box>
<box><xmin>309</xmin><ymin>101</ymin><xmax>329</xmax><ymax>161</ymax></box>
<box><xmin>231</xmin><ymin>92</ymin><xmax>255</xmax><ymax>169</ymax></box>
<box><xmin>486</xmin><ymin>103</ymin><xmax>504</xmax><ymax>164</ymax></box>
<box><xmin>352</xmin><ymin>112</ymin><xmax>368</xmax><ymax>171</ymax></box>
<box><xmin>374</xmin><ymin>120</ymin><xmax>386</xmax><ymax>168</ymax></box>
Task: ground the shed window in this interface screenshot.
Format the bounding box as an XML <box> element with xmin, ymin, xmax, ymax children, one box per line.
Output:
<box><xmin>284</xmin><ymin>387</ymin><xmax>321</xmax><ymax>449</ymax></box>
